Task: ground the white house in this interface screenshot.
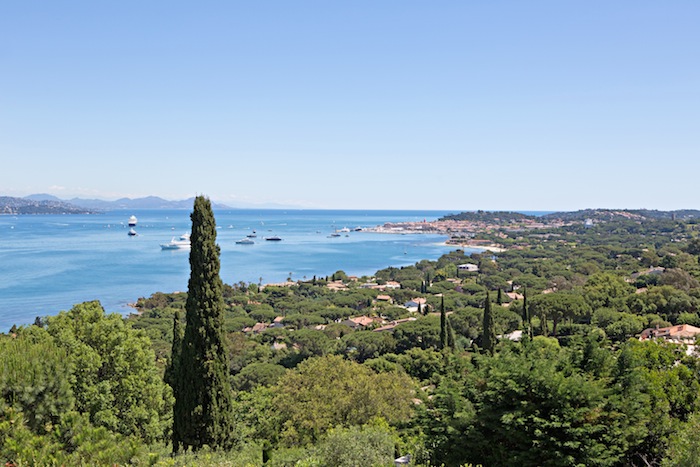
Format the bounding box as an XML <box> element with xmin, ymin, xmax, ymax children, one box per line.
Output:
<box><xmin>458</xmin><ymin>263</ymin><xmax>479</xmax><ymax>272</ymax></box>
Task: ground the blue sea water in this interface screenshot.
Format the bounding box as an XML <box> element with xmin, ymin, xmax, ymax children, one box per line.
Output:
<box><xmin>0</xmin><ymin>209</ymin><xmax>477</xmax><ymax>331</ymax></box>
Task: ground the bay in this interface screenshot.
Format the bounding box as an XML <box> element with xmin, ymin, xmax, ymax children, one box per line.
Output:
<box><xmin>0</xmin><ymin>209</ymin><xmax>469</xmax><ymax>330</ymax></box>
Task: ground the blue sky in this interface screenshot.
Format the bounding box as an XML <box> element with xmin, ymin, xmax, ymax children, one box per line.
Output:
<box><xmin>1</xmin><ymin>1</ymin><xmax>698</xmax><ymax>210</ymax></box>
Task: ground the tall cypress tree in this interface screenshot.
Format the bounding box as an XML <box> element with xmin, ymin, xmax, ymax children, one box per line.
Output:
<box><xmin>496</xmin><ymin>288</ymin><xmax>503</xmax><ymax>305</ymax></box>
<box><xmin>166</xmin><ymin>311</ymin><xmax>184</xmax><ymax>447</ymax></box>
<box><xmin>173</xmin><ymin>196</ymin><xmax>235</xmax><ymax>452</ymax></box>
<box><xmin>440</xmin><ymin>295</ymin><xmax>447</xmax><ymax>350</ymax></box>
<box><xmin>523</xmin><ymin>288</ymin><xmax>532</xmax><ymax>339</ymax></box>
<box><xmin>446</xmin><ymin>318</ymin><xmax>456</xmax><ymax>350</ymax></box>
<box><xmin>165</xmin><ymin>310</ymin><xmax>183</xmax><ymax>390</ymax></box>
<box><xmin>482</xmin><ymin>291</ymin><xmax>496</xmax><ymax>354</ymax></box>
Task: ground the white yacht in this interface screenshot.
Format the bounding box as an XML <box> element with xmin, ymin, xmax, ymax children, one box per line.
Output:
<box><xmin>160</xmin><ymin>233</ymin><xmax>191</xmax><ymax>250</ymax></box>
<box><xmin>128</xmin><ymin>215</ymin><xmax>138</xmax><ymax>227</ymax></box>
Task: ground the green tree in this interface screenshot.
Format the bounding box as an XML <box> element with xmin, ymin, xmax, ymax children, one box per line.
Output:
<box><xmin>529</xmin><ymin>292</ymin><xmax>590</xmax><ymax>337</ymax></box>
<box><xmin>45</xmin><ymin>301</ymin><xmax>171</xmax><ymax>442</ymax></box>
<box><xmin>523</xmin><ymin>288</ymin><xmax>532</xmax><ymax>338</ymax></box>
<box><xmin>446</xmin><ymin>317</ymin><xmax>456</xmax><ymax>350</ymax></box>
<box><xmin>466</xmin><ymin>342</ymin><xmax>627</xmax><ymax>466</ymax></box>
<box><xmin>342</xmin><ymin>331</ymin><xmax>397</xmax><ymax>363</ymax></box>
<box><xmin>173</xmin><ymin>196</ymin><xmax>236</xmax><ymax>451</ymax></box>
<box><xmin>393</xmin><ymin>315</ymin><xmax>442</xmax><ymax>352</ymax></box>
<box><xmin>0</xmin><ymin>329</ymin><xmax>74</xmax><ymax>435</ymax></box>
<box><xmin>232</xmin><ymin>362</ymin><xmax>287</xmax><ymax>392</ymax></box>
<box><xmin>316</xmin><ymin>424</ymin><xmax>396</xmax><ymax>467</ymax></box>
<box><xmin>584</xmin><ymin>272</ymin><xmax>635</xmax><ymax>311</ymax></box>
<box><xmin>662</xmin><ymin>412</ymin><xmax>700</xmax><ymax>467</ymax></box>
<box><xmin>165</xmin><ymin>310</ymin><xmax>183</xmax><ymax>390</ymax></box>
<box><xmin>482</xmin><ymin>292</ymin><xmax>495</xmax><ymax>354</ymax></box>
<box><xmin>440</xmin><ymin>295</ymin><xmax>448</xmax><ymax>350</ymax></box>
<box><xmin>273</xmin><ymin>355</ymin><xmax>414</xmax><ymax>446</ymax></box>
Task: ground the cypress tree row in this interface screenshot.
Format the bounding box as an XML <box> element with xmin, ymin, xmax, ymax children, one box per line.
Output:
<box><xmin>482</xmin><ymin>291</ymin><xmax>496</xmax><ymax>354</ymax></box>
<box><xmin>172</xmin><ymin>196</ymin><xmax>235</xmax><ymax>452</ymax></box>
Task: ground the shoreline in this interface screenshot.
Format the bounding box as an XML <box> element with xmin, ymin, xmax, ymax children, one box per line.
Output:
<box><xmin>443</xmin><ymin>241</ymin><xmax>507</xmax><ymax>253</ymax></box>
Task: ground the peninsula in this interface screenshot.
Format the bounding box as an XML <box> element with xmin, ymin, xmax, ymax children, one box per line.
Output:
<box><xmin>0</xmin><ymin>196</ymin><xmax>97</xmax><ymax>215</ymax></box>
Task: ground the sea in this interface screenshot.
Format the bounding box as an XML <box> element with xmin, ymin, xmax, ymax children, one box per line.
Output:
<box><xmin>0</xmin><ymin>209</ymin><xmax>485</xmax><ymax>331</ymax></box>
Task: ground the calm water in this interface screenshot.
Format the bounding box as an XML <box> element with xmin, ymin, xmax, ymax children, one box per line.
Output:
<box><xmin>0</xmin><ymin>209</ymin><xmax>469</xmax><ymax>330</ymax></box>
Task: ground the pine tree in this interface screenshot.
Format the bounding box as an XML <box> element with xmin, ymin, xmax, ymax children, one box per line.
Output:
<box><xmin>440</xmin><ymin>295</ymin><xmax>447</xmax><ymax>350</ymax></box>
<box><xmin>173</xmin><ymin>196</ymin><xmax>235</xmax><ymax>452</ymax></box>
<box><xmin>482</xmin><ymin>291</ymin><xmax>496</xmax><ymax>354</ymax></box>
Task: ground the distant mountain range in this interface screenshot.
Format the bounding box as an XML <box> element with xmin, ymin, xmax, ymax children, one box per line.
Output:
<box><xmin>21</xmin><ymin>194</ymin><xmax>234</xmax><ymax>211</ymax></box>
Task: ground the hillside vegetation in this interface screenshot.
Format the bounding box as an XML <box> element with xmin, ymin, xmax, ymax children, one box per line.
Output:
<box><xmin>5</xmin><ymin>211</ymin><xmax>700</xmax><ymax>465</ymax></box>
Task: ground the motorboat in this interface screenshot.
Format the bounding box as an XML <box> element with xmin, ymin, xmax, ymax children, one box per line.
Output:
<box><xmin>235</xmin><ymin>238</ymin><xmax>255</xmax><ymax>245</ymax></box>
<box><xmin>128</xmin><ymin>215</ymin><xmax>138</xmax><ymax>227</ymax></box>
<box><xmin>160</xmin><ymin>233</ymin><xmax>191</xmax><ymax>250</ymax></box>
<box><xmin>128</xmin><ymin>228</ymin><xmax>137</xmax><ymax>236</ymax></box>
<box><xmin>265</xmin><ymin>236</ymin><xmax>282</xmax><ymax>241</ymax></box>
<box><xmin>339</xmin><ymin>227</ymin><xmax>350</xmax><ymax>233</ymax></box>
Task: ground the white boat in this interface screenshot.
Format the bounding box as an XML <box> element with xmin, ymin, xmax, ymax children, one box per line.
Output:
<box><xmin>235</xmin><ymin>238</ymin><xmax>254</xmax><ymax>245</ymax></box>
<box><xmin>128</xmin><ymin>228</ymin><xmax>137</xmax><ymax>236</ymax></box>
<box><xmin>160</xmin><ymin>233</ymin><xmax>191</xmax><ymax>250</ymax></box>
<box><xmin>128</xmin><ymin>215</ymin><xmax>138</xmax><ymax>227</ymax></box>
<box><xmin>339</xmin><ymin>227</ymin><xmax>350</xmax><ymax>233</ymax></box>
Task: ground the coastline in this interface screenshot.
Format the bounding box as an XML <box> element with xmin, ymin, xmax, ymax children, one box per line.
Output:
<box><xmin>444</xmin><ymin>241</ymin><xmax>507</xmax><ymax>253</ymax></box>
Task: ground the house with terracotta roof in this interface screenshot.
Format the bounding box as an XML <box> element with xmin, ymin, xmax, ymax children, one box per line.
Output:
<box><xmin>341</xmin><ymin>315</ymin><xmax>381</xmax><ymax>329</ymax></box>
<box><xmin>376</xmin><ymin>294</ymin><xmax>393</xmax><ymax>304</ymax></box>
<box><xmin>326</xmin><ymin>280</ymin><xmax>348</xmax><ymax>291</ymax></box>
<box><xmin>506</xmin><ymin>292</ymin><xmax>524</xmax><ymax>301</ymax></box>
<box><xmin>640</xmin><ymin>324</ymin><xmax>700</xmax><ymax>344</ymax></box>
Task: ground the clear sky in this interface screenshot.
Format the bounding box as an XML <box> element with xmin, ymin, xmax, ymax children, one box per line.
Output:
<box><xmin>1</xmin><ymin>1</ymin><xmax>698</xmax><ymax>210</ymax></box>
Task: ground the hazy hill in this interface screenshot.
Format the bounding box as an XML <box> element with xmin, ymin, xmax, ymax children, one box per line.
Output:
<box><xmin>439</xmin><ymin>209</ymin><xmax>700</xmax><ymax>224</ymax></box>
<box><xmin>543</xmin><ymin>209</ymin><xmax>700</xmax><ymax>222</ymax></box>
<box><xmin>23</xmin><ymin>195</ymin><xmax>233</xmax><ymax>210</ymax></box>
<box><xmin>0</xmin><ymin>196</ymin><xmax>97</xmax><ymax>214</ymax></box>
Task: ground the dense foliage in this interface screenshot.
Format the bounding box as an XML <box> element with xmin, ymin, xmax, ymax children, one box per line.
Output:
<box><xmin>6</xmin><ymin>212</ymin><xmax>700</xmax><ymax>465</ymax></box>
